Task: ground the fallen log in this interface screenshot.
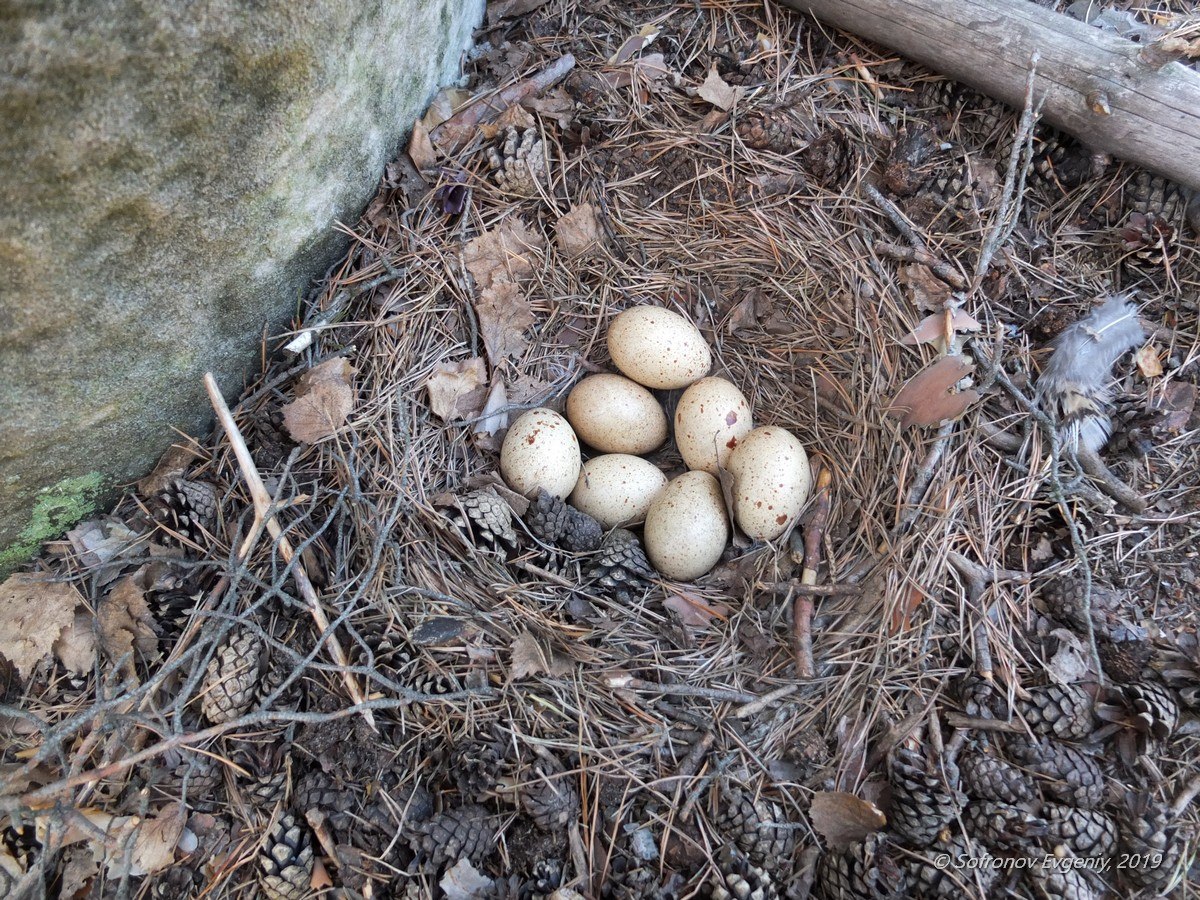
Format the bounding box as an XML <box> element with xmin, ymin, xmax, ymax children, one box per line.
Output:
<box><xmin>778</xmin><ymin>0</ymin><xmax>1200</xmax><ymax>193</ymax></box>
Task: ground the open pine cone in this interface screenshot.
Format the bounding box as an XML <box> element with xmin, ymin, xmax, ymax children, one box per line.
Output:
<box><xmin>487</xmin><ymin>126</ymin><xmax>546</xmax><ymax>196</ymax></box>
<box><xmin>258</xmin><ymin>814</ymin><xmax>315</xmax><ymax>900</ymax></box>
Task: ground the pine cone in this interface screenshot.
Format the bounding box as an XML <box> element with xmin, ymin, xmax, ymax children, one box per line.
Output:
<box><xmin>408</xmin><ymin>804</ymin><xmax>495</xmax><ymax>871</ymax></box>
<box><xmin>349</xmin><ymin>615</ymin><xmax>417</xmax><ymax>676</ymax></box>
<box><xmin>887</xmin><ymin>749</ymin><xmax>964</xmax><ymax>847</ymax></box>
<box><xmin>152</xmin><ymin>586</ymin><xmax>203</xmax><ymax>641</ymax></box>
<box><xmin>584</xmin><ymin>528</ymin><xmax>657</xmax><ymax>603</ymax></box>
<box><xmin>259</xmin><ymin>814</ymin><xmax>314</xmax><ymax>900</ymax></box>
<box><xmin>444</xmin><ymin>488</ymin><xmax>519</xmax><ymax>556</ymax></box>
<box><xmin>958</xmin><ymin>747</ymin><xmax>1035</xmax><ymax>804</ymax></box>
<box><xmin>455</xmin><ymin>735</ymin><xmax>507</xmax><ymax>801</ymax></box>
<box><xmin>1043</xmin><ymin>804</ymin><xmax>1118</xmax><ymax>858</ymax></box>
<box><xmin>963</xmin><ymin>800</ymin><xmax>1047</xmax><ymax>849</ymax></box>
<box><xmin>1097</xmin><ymin>633</ymin><xmax>1152</xmax><ymax>684</ymax></box>
<box><xmin>801</xmin><ymin>129</ymin><xmax>855</xmax><ymax>188</ymax></box>
<box><xmin>902</xmin><ymin>836</ymin><xmax>999</xmax><ymax>898</ymax></box>
<box><xmin>237</xmin><ymin>741</ymin><xmax>291</xmax><ymax>813</ymax></box>
<box><xmin>1027</xmin><ymin>127</ymin><xmax>1099</xmax><ymax>192</ymax></box>
<box><xmin>1119</xmin><ymin>211</ymin><xmax>1178</xmax><ymax>271</ymax></box>
<box><xmin>1127</xmin><ymin>171</ymin><xmax>1188</xmax><ymax>222</ymax></box>
<box><xmin>520</xmin><ymin>755</ymin><xmax>580</xmax><ymax>832</ymax></box>
<box><xmin>247</xmin><ymin>402</ymin><xmax>294</xmax><ymax>472</ymax></box>
<box><xmin>1004</xmin><ymin>738</ymin><xmax>1105</xmax><ymax>809</ymax></box>
<box><xmin>603</xmin><ymin>855</ymin><xmax>658</xmax><ymax>899</ymax></box>
<box><xmin>1024</xmin><ymin>865</ymin><xmax>1104</xmax><ymax>900</ymax></box>
<box><xmin>151</xmin><ymin>477</ymin><xmax>219</xmax><ymax>546</ymax></box>
<box><xmin>814</xmin><ymin>833</ymin><xmax>906</xmax><ymax>900</ymax></box>
<box><xmin>200</xmin><ymin>630</ymin><xmax>263</xmax><ymax>724</ymax></box>
<box><xmin>1040</xmin><ymin>576</ymin><xmax>1124</xmax><ymax>639</ymax></box>
<box><xmin>736</xmin><ymin>109</ymin><xmax>803</xmax><ymax>154</ymax></box>
<box><xmin>1016</xmin><ymin>683</ymin><xmax>1094</xmax><ymax>741</ymax></box>
<box><xmin>294</xmin><ymin>768</ymin><xmax>359</xmax><ymax>836</ymax></box>
<box><xmin>409</xmin><ymin>667</ymin><xmax>460</xmax><ymax>700</ymax></box>
<box><xmin>716</xmin><ymin>786</ymin><xmax>796</xmax><ymax>872</ymax></box>
<box><xmin>525</xmin><ymin>488</ymin><xmax>603</xmax><ymax>552</ymax></box>
<box><xmin>167</xmin><ymin>749</ymin><xmax>223</xmax><ymax>809</ymax></box>
<box><xmin>487</xmin><ymin>126</ymin><xmax>546</xmax><ymax>196</ymax></box>
<box><xmin>1119</xmin><ymin>795</ymin><xmax>1181</xmax><ymax>890</ymax></box>
<box><xmin>1116</xmin><ymin>681</ymin><xmax>1179</xmax><ymax>739</ymax></box>
<box><xmin>1154</xmin><ymin>636</ymin><xmax>1200</xmax><ymax>710</ymax></box>
<box><xmin>957</xmin><ymin>674</ymin><xmax>1002</xmax><ymax>719</ymax></box>
<box><xmin>711</xmin><ymin>846</ymin><xmax>779</xmax><ymax>900</ymax></box>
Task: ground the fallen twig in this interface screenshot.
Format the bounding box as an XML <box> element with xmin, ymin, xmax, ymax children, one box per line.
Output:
<box><xmin>430</xmin><ymin>54</ymin><xmax>576</xmax><ymax>152</ymax></box>
<box><xmin>204</xmin><ymin>373</ymin><xmax>375</xmax><ymax>731</ymax></box>
<box><xmin>943</xmin><ymin>713</ymin><xmax>1024</xmax><ymax>733</ymax></box>
<box><xmin>1076</xmin><ymin>445</ymin><xmax>1147</xmax><ymax>513</ymax></box>
<box><xmin>947</xmin><ymin>550</ymin><xmax>1030</xmax><ymax>682</ymax></box>
<box><xmin>794</xmin><ymin>467</ymin><xmax>833</xmax><ymax>679</ymax></box>
<box><xmin>606</xmin><ymin>676</ymin><xmax>759</xmax><ymax>704</ymax></box>
<box><xmin>874</xmin><ymin>240</ymin><xmax>967</xmax><ymax>290</ymax></box>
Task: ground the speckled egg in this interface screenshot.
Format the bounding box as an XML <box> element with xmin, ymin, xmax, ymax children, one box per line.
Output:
<box><xmin>565</xmin><ymin>374</ymin><xmax>668</xmax><ymax>454</ymax></box>
<box><xmin>674</xmin><ymin>377</ymin><xmax>754</xmax><ymax>475</ymax></box>
<box><xmin>500</xmin><ymin>408</ymin><xmax>581</xmax><ymax>499</ymax></box>
<box><xmin>728</xmin><ymin>426</ymin><xmax>812</xmax><ymax>541</ymax></box>
<box><xmin>643</xmin><ymin>470</ymin><xmax>729</xmax><ymax>580</ymax></box>
<box><xmin>570</xmin><ymin>454</ymin><xmax>668</xmax><ymax>528</ymax></box>
<box><xmin>606</xmin><ymin>306</ymin><xmax>712</xmax><ymax>390</ymax></box>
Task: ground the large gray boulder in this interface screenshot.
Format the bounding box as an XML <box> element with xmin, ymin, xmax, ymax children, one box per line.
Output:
<box><xmin>0</xmin><ymin>1</ymin><xmax>482</xmax><ymax>568</ymax></box>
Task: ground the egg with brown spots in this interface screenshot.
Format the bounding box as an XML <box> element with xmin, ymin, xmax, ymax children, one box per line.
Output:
<box><xmin>570</xmin><ymin>454</ymin><xmax>668</xmax><ymax>528</ymax></box>
<box><xmin>674</xmin><ymin>377</ymin><xmax>753</xmax><ymax>475</ymax></box>
<box><xmin>643</xmin><ymin>470</ymin><xmax>729</xmax><ymax>580</ymax></box>
<box><xmin>606</xmin><ymin>306</ymin><xmax>712</xmax><ymax>390</ymax></box>
<box><xmin>500</xmin><ymin>408</ymin><xmax>581</xmax><ymax>499</ymax></box>
<box><xmin>565</xmin><ymin>373</ymin><xmax>668</xmax><ymax>454</ymax></box>
<box><xmin>728</xmin><ymin>426</ymin><xmax>812</xmax><ymax>541</ymax></box>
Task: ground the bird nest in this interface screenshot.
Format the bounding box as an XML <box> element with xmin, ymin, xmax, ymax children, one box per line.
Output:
<box><xmin>3</xmin><ymin>0</ymin><xmax>1200</xmax><ymax>897</ymax></box>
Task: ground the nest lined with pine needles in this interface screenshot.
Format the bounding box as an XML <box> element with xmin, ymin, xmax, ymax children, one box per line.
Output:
<box><xmin>3</xmin><ymin>0</ymin><xmax>1200</xmax><ymax>897</ymax></box>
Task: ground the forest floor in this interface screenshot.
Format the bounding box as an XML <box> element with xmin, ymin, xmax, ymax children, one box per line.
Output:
<box><xmin>2</xmin><ymin>0</ymin><xmax>1200</xmax><ymax>898</ymax></box>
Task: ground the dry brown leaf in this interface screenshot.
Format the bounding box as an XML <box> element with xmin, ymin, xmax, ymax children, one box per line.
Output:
<box><xmin>137</xmin><ymin>443</ymin><xmax>201</xmax><ymax>496</ymax></box>
<box><xmin>494</xmin><ymin>103</ymin><xmax>536</xmax><ymax>131</ymax></box>
<box><xmin>66</xmin><ymin>518</ymin><xmax>138</xmax><ymax>569</ymax></box>
<box><xmin>507</xmin><ymin>372</ymin><xmax>552</xmax><ymax>405</ymax></box>
<box><xmin>697</xmin><ymin>67</ymin><xmax>744</xmax><ymax>111</ymax></box>
<box><xmin>728</xmin><ymin>287</ymin><xmax>774</xmax><ymax>334</ymax></box>
<box><xmin>475</xmin><ymin>378</ymin><xmax>510</xmax><ymax>438</ymax></box>
<box><xmin>282</xmin><ymin>358</ymin><xmax>356</xmax><ymax>443</ymax></box>
<box><xmin>1157</xmin><ymin>382</ymin><xmax>1196</xmax><ymax>432</ymax></box>
<box><xmin>523</xmin><ymin>86</ymin><xmax>574</xmax><ymax>125</ymax></box>
<box><xmin>464</xmin><ymin>219</ymin><xmax>545</xmax><ymax>290</ymax></box>
<box><xmin>899</xmin><ymin>264</ymin><xmax>953</xmax><ymax>312</ymax></box>
<box><xmin>54</xmin><ymin>609</ymin><xmax>98</xmax><ymax>676</ymax></box>
<box><xmin>1135</xmin><ymin>344</ymin><xmax>1163</xmax><ymax>378</ymax></box>
<box><xmin>59</xmin><ymin>845</ymin><xmax>99</xmax><ymax>899</ymax></box>
<box><xmin>885</xmin><ymin>356</ymin><xmax>980</xmax><ymax>428</ymax></box>
<box><xmin>663</xmin><ymin>591</ymin><xmax>730</xmax><ymax>628</ymax></box>
<box><xmin>555</xmin><ymin>203</ymin><xmax>602</xmax><ymax>259</ymax></box>
<box><xmin>421</xmin><ymin>87</ymin><xmax>471</xmax><ymax>131</ymax></box>
<box><xmin>407</xmin><ymin>120</ymin><xmax>438</xmax><ymax>174</ymax></box>
<box><xmin>509</xmin><ymin>632</ymin><xmax>573</xmax><ymax>680</ymax></box>
<box><xmin>901</xmin><ymin>309</ymin><xmax>982</xmax><ymax>349</ymax></box>
<box><xmin>609</xmin><ymin>24</ymin><xmax>660</xmax><ymax>64</ymax></box>
<box><xmin>487</xmin><ymin>0</ymin><xmax>550</xmax><ymax>24</ymax></box>
<box><xmin>0</xmin><ymin>574</ymin><xmax>79</xmax><ymax>679</ymax></box>
<box><xmin>811</xmin><ymin>792</ymin><xmax>887</xmax><ymax>848</ymax></box>
<box><xmin>127</xmin><ymin>803</ymin><xmax>185</xmax><ymax>876</ymax></box>
<box><xmin>99</xmin><ymin>575</ymin><xmax>159</xmax><ymax>675</ymax></box>
<box><xmin>476</xmin><ymin>281</ymin><xmax>536</xmax><ymax>366</ymax></box>
<box><xmin>426</xmin><ymin>358</ymin><xmax>488</xmax><ymax>422</ymax></box>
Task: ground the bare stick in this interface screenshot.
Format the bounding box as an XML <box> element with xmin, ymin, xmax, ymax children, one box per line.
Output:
<box><xmin>943</xmin><ymin>713</ymin><xmax>1024</xmax><ymax>733</ymax></box>
<box><xmin>794</xmin><ymin>467</ymin><xmax>833</xmax><ymax>679</ymax></box>
<box><xmin>606</xmin><ymin>676</ymin><xmax>759</xmax><ymax>704</ymax></box>
<box><xmin>874</xmin><ymin>240</ymin><xmax>968</xmax><ymax>290</ymax></box>
<box><xmin>763</xmin><ymin>582</ymin><xmax>862</xmax><ymax>597</ymax></box>
<box><xmin>430</xmin><ymin>54</ymin><xmax>576</xmax><ymax>152</ymax></box>
<box><xmin>1076</xmin><ymin>445</ymin><xmax>1147</xmax><ymax>513</ymax></box>
<box><xmin>204</xmin><ymin>373</ymin><xmax>375</xmax><ymax>730</ymax></box>
<box><xmin>947</xmin><ymin>550</ymin><xmax>1030</xmax><ymax>682</ymax></box>
<box><xmin>735</xmin><ymin>684</ymin><xmax>800</xmax><ymax>718</ymax></box>
<box><xmin>863</xmin><ymin>184</ymin><xmax>928</xmax><ymax>253</ymax></box>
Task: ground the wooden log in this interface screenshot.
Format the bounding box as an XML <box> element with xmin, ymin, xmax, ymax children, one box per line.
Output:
<box><xmin>778</xmin><ymin>0</ymin><xmax>1200</xmax><ymax>193</ymax></box>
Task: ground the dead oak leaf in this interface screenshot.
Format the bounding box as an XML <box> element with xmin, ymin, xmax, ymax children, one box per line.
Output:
<box><xmin>810</xmin><ymin>792</ymin><xmax>887</xmax><ymax>849</ymax></box>
<box><xmin>663</xmin><ymin>590</ymin><xmax>730</xmax><ymax>628</ymax></box>
<box><xmin>901</xmin><ymin>309</ymin><xmax>982</xmax><ymax>350</ymax></box>
<box><xmin>53</xmin><ymin>609</ymin><xmax>98</xmax><ymax>676</ymax></box>
<box><xmin>441</xmin><ymin>858</ymin><xmax>494</xmax><ymax>899</ymax></box>
<box><xmin>476</xmin><ymin>280</ymin><xmax>536</xmax><ymax>366</ymax></box>
<box><xmin>407</xmin><ymin>120</ymin><xmax>438</xmax><ymax>175</ymax></box>
<box><xmin>99</xmin><ymin>574</ymin><xmax>159</xmax><ymax>677</ymax></box>
<box><xmin>885</xmin><ymin>355</ymin><xmax>980</xmax><ymax>428</ymax></box>
<box><xmin>282</xmin><ymin>357</ymin><xmax>356</xmax><ymax>443</ymax></box>
<box><xmin>426</xmin><ymin>358</ymin><xmax>488</xmax><ymax>422</ymax></box>
<box><xmin>509</xmin><ymin>632</ymin><xmax>573</xmax><ymax>680</ymax></box>
<box><xmin>555</xmin><ymin>203</ymin><xmax>603</xmax><ymax>259</ymax></box>
<box><xmin>898</xmin><ymin>264</ymin><xmax>953</xmax><ymax>312</ymax></box>
<box><xmin>697</xmin><ymin>66</ymin><xmax>744</xmax><ymax>111</ymax></box>
<box><xmin>464</xmin><ymin>219</ymin><xmax>545</xmax><ymax>290</ymax></box>
<box><xmin>1135</xmin><ymin>344</ymin><xmax>1163</xmax><ymax>378</ymax></box>
<box><xmin>0</xmin><ymin>574</ymin><xmax>79</xmax><ymax>679</ymax></box>
<box><xmin>126</xmin><ymin>803</ymin><xmax>186</xmax><ymax>876</ymax></box>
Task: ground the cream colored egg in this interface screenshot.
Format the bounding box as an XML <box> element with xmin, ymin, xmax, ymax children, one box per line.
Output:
<box><xmin>674</xmin><ymin>377</ymin><xmax>753</xmax><ymax>475</ymax></box>
<box><xmin>728</xmin><ymin>426</ymin><xmax>813</xmax><ymax>541</ymax></box>
<box><xmin>570</xmin><ymin>455</ymin><xmax>668</xmax><ymax>528</ymax></box>
<box><xmin>607</xmin><ymin>306</ymin><xmax>712</xmax><ymax>389</ymax></box>
<box><xmin>643</xmin><ymin>470</ymin><xmax>729</xmax><ymax>580</ymax></box>
<box><xmin>565</xmin><ymin>374</ymin><xmax>668</xmax><ymax>454</ymax></box>
<box><xmin>500</xmin><ymin>408</ymin><xmax>581</xmax><ymax>499</ymax></box>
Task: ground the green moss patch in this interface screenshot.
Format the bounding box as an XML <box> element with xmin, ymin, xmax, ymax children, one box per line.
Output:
<box><xmin>0</xmin><ymin>473</ymin><xmax>104</xmax><ymax>577</ymax></box>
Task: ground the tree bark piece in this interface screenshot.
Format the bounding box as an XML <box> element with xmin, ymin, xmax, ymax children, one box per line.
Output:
<box><xmin>778</xmin><ymin>0</ymin><xmax>1200</xmax><ymax>192</ymax></box>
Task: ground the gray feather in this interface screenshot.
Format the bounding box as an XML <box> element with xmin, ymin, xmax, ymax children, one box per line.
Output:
<box><xmin>1035</xmin><ymin>295</ymin><xmax>1144</xmax><ymax>453</ymax></box>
